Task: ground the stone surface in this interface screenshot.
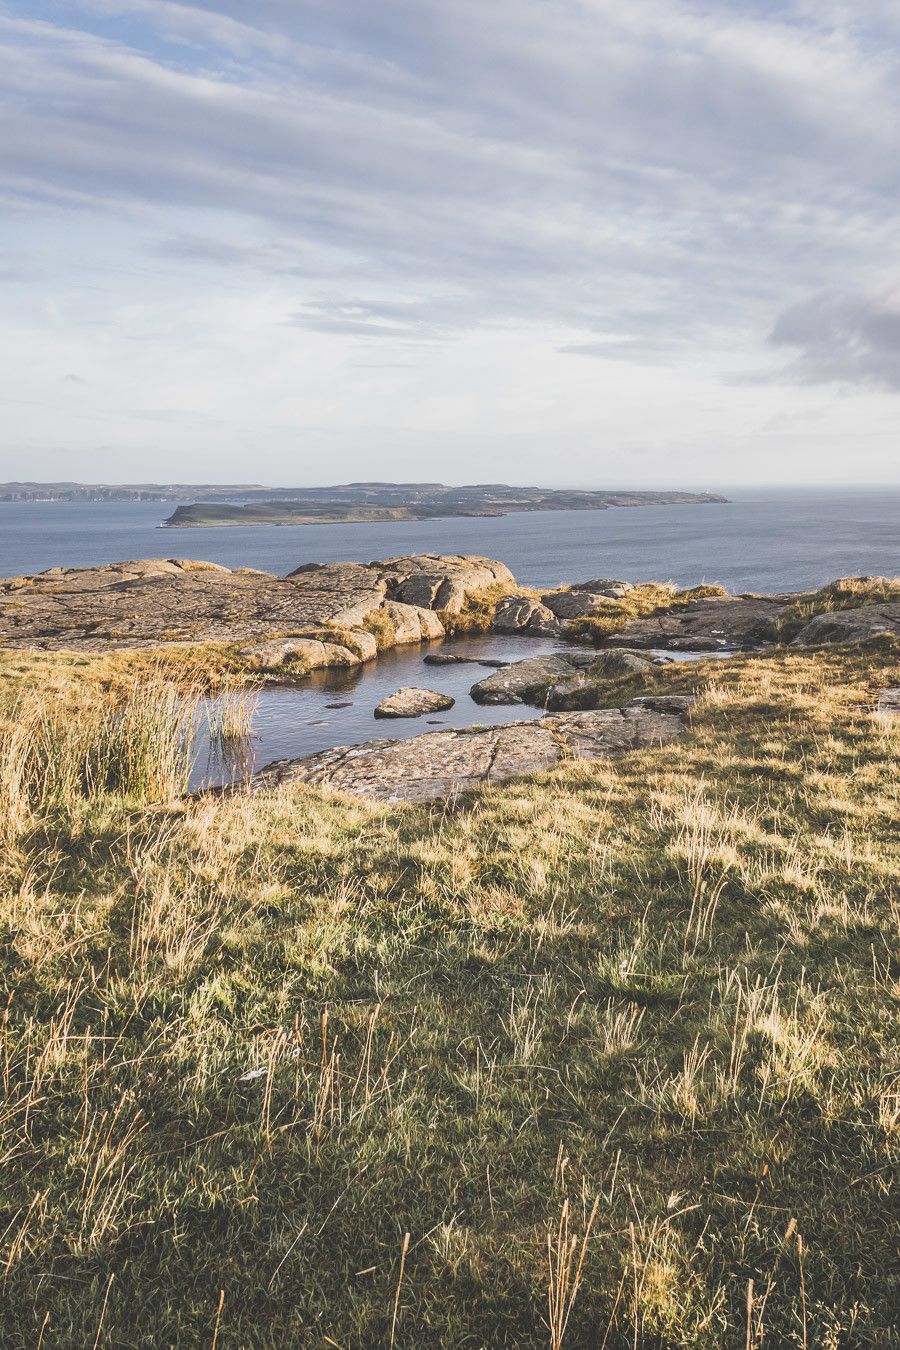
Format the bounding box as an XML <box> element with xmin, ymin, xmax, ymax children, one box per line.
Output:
<box><xmin>877</xmin><ymin>688</ymin><xmax>900</xmax><ymax>714</ymax></box>
<box><xmin>241</xmin><ymin>636</ymin><xmax>361</xmax><ymax>670</ymax></box>
<box><xmin>491</xmin><ymin>594</ymin><xmax>562</xmax><ymax>636</ymax></box>
<box><xmin>374</xmin><ymin>687</ymin><xmax>456</xmax><ymax>718</ymax></box>
<box><xmin>791</xmin><ymin>604</ymin><xmax>900</xmax><ymax>647</ymax></box>
<box><xmin>570</xmin><ymin>578</ymin><xmax>633</xmax><ymax>598</ymax></box>
<box><xmin>0</xmin><ymin>553</ymin><xmax>503</xmax><ymax>654</ymax></box>
<box><xmin>470</xmin><ymin>654</ymin><xmax>577</xmax><ymax>705</ymax></box>
<box><xmin>606</xmin><ymin>597</ymin><xmax>785</xmax><ymax>650</ymax></box>
<box><xmin>244</xmin><ymin>700</ymin><xmax>691</xmax><ymax>803</ymax></box>
<box><xmin>422</xmin><ymin>652</ymin><xmax>478</xmax><ymax>665</ymax></box>
<box><xmin>540</xmin><ymin>590</ymin><xmax>611</xmax><ymax>620</ymax></box>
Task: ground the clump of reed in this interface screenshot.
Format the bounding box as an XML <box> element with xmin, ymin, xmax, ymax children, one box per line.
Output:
<box><xmin>0</xmin><ymin>672</ymin><xmax>205</xmax><ymax>840</ymax></box>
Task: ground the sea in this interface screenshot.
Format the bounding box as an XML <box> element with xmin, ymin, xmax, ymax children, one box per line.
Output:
<box><xmin>1</xmin><ymin>487</ymin><xmax>896</xmax><ymax>592</ymax></box>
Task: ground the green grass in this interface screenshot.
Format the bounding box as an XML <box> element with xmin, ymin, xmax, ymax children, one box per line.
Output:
<box><xmin>0</xmin><ymin>643</ymin><xmax>897</xmax><ymax>1345</ymax></box>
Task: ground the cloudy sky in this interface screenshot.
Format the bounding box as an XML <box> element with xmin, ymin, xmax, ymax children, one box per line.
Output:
<box><xmin>1</xmin><ymin>0</ymin><xmax>899</xmax><ymax>487</ymax></box>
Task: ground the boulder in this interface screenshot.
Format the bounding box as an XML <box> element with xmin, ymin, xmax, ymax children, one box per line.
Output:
<box><xmin>491</xmin><ymin>594</ymin><xmax>562</xmax><ymax>635</ymax></box>
<box><xmin>378</xmin><ymin>555</ymin><xmax>516</xmax><ymax>614</ymax></box>
<box><xmin>374</xmin><ymin>687</ymin><xmax>456</xmax><ymax>718</ymax></box>
<box><xmin>877</xmin><ymin>688</ymin><xmax>900</xmax><ymax>714</ymax></box>
<box><xmin>470</xmin><ymin>654</ymin><xmax>578</xmax><ymax>705</ymax></box>
<box><xmin>540</xmin><ymin>590</ymin><xmax>610</xmax><ymax>620</ymax></box>
<box><xmin>422</xmin><ymin>651</ymin><xmax>479</xmax><ymax>665</ymax></box>
<box><xmin>245</xmin><ymin>701</ymin><xmax>690</xmax><ymax>803</ymax></box>
<box><xmin>383</xmin><ymin>601</ymin><xmax>445</xmax><ymax>644</ymax></box>
<box><xmin>241</xmin><ymin>636</ymin><xmax>361</xmax><ymax>670</ymax></box>
<box><xmin>570</xmin><ymin>578</ymin><xmax>633</xmax><ymax>598</ymax></box>
<box><xmin>791</xmin><ymin>604</ymin><xmax>900</xmax><ymax>646</ymax></box>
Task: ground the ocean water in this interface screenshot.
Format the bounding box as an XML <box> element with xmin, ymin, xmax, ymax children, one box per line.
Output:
<box><xmin>0</xmin><ymin>488</ymin><xmax>897</xmax><ymax>591</ymax></box>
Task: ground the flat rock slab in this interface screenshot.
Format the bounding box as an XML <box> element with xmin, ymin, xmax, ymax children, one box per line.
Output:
<box><xmin>374</xmin><ymin>687</ymin><xmax>455</xmax><ymax>718</ymax></box>
<box><xmin>0</xmin><ymin>553</ymin><xmax>512</xmax><ymax>653</ymax></box>
<box><xmin>244</xmin><ymin>700</ymin><xmax>692</xmax><ymax>803</ymax></box>
<box><xmin>792</xmin><ymin>604</ymin><xmax>900</xmax><ymax>646</ymax></box>
<box><xmin>877</xmin><ymin>688</ymin><xmax>900</xmax><ymax>714</ymax></box>
<box><xmin>606</xmin><ymin>597</ymin><xmax>785</xmax><ymax>650</ymax></box>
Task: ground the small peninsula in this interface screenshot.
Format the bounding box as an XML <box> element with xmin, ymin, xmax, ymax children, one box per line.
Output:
<box><xmin>161</xmin><ymin>482</ymin><xmax>728</xmax><ymax>527</ymax></box>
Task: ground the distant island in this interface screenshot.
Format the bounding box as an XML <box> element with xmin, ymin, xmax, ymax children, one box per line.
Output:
<box><xmin>160</xmin><ymin>483</ymin><xmax>728</xmax><ymax>528</ymax></box>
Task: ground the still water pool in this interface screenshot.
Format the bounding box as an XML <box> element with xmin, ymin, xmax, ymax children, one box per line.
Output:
<box><xmin>191</xmin><ymin>634</ymin><xmax>729</xmax><ymax>790</ymax></box>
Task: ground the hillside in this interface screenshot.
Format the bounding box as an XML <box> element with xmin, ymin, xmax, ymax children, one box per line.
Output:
<box><xmin>0</xmin><ymin>572</ymin><xmax>896</xmax><ymax>1346</ymax></box>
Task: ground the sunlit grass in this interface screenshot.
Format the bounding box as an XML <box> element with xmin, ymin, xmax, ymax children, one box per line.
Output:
<box><xmin>0</xmin><ymin>639</ymin><xmax>896</xmax><ymax>1345</ymax></box>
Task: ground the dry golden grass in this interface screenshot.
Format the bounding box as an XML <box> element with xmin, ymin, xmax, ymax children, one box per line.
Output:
<box><xmin>0</xmin><ymin>639</ymin><xmax>897</xmax><ymax>1345</ymax></box>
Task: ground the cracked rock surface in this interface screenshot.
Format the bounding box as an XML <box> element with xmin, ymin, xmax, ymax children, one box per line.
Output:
<box><xmin>243</xmin><ymin>699</ymin><xmax>693</xmax><ymax>803</ymax></box>
<box><xmin>0</xmin><ymin>553</ymin><xmax>513</xmax><ymax>653</ymax></box>
<box><xmin>605</xmin><ymin>597</ymin><xmax>786</xmax><ymax>650</ymax></box>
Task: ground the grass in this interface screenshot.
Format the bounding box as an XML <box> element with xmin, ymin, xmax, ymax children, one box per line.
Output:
<box><xmin>438</xmin><ymin>581</ymin><xmax>520</xmax><ymax>636</ymax></box>
<box><xmin>568</xmin><ymin>583</ymin><xmax>728</xmax><ymax>643</ymax></box>
<box><xmin>773</xmin><ymin>575</ymin><xmax>900</xmax><ymax>641</ymax></box>
<box><xmin>0</xmin><ymin>640</ymin><xmax>897</xmax><ymax>1345</ymax></box>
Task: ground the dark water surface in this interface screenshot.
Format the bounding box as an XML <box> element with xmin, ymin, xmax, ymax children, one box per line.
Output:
<box><xmin>1</xmin><ymin>488</ymin><xmax>897</xmax><ymax>592</ymax></box>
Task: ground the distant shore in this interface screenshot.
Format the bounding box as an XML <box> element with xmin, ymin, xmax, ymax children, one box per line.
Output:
<box><xmin>160</xmin><ymin>486</ymin><xmax>729</xmax><ymax>529</ymax></box>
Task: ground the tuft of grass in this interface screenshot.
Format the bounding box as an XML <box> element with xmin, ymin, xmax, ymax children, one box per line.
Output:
<box><xmin>0</xmin><ymin>671</ymin><xmax>203</xmax><ymax>843</ymax></box>
<box><xmin>773</xmin><ymin>574</ymin><xmax>900</xmax><ymax>640</ymax></box>
<box><xmin>362</xmin><ymin>606</ymin><xmax>399</xmax><ymax>649</ymax></box>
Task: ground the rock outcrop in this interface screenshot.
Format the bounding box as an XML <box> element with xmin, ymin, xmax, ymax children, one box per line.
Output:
<box><xmin>0</xmin><ymin>553</ymin><xmax>511</xmax><ymax>658</ymax></box>
<box><xmin>791</xmin><ymin>604</ymin><xmax>900</xmax><ymax>647</ymax></box>
<box><xmin>606</xmin><ymin>596</ymin><xmax>785</xmax><ymax>650</ymax></box>
<box><xmin>491</xmin><ymin>594</ymin><xmax>562</xmax><ymax>636</ymax></box>
<box><xmin>470</xmin><ymin>654</ymin><xmax>577</xmax><ymax>705</ymax></box>
<box><xmin>471</xmin><ymin>648</ymin><xmax>656</xmax><ymax>709</ymax></box>
<box><xmin>244</xmin><ymin>699</ymin><xmax>693</xmax><ymax>803</ymax></box>
<box><xmin>374</xmin><ymin>688</ymin><xmax>455</xmax><ymax>718</ymax></box>
<box><xmin>540</xmin><ymin>591</ymin><xmax>612</xmax><ymax>620</ymax></box>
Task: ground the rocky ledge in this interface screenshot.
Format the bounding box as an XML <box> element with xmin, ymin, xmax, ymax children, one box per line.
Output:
<box><xmin>243</xmin><ymin>697</ymin><xmax>694</xmax><ymax>803</ymax></box>
<box><xmin>0</xmin><ymin>554</ymin><xmax>513</xmax><ymax>655</ymax></box>
<box><xmin>1</xmin><ymin>555</ymin><xmax>896</xmax><ymax>667</ymax></box>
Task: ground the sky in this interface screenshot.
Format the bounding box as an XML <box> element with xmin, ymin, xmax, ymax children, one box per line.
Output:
<box><xmin>1</xmin><ymin>0</ymin><xmax>899</xmax><ymax>488</ymax></box>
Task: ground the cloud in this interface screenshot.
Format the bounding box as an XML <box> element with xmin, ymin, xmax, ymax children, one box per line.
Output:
<box><xmin>0</xmin><ymin>1</ymin><xmax>899</xmax><ymax>484</ymax></box>
<box><xmin>767</xmin><ymin>289</ymin><xmax>900</xmax><ymax>390</ymax></box>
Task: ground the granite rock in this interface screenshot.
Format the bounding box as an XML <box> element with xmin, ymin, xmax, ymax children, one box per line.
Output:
<box><xmin>791</xmin><ymin>604</ymin><xmax>900</xmax><ymax>647</ymax></box>
<box><xmin>0</xmin><ymin>553</ymin><xmax>501</xmax><ymax>655</ymax></box>
<box><xmin>470</xmin><ymin>654</ymin><xmax>578</xmax><ymax>705</ymax></box>
<box><xmin>606</xmin><ymin>597</ymin><xmax>785</xmax><ymax>650</ymax></box>
<box><xmin>491</xmin><ymin>594</ymin><xmax>562</xmax><ymax>636</ymax></box>
<box><xmin>245</xmin><ymin>700</ymin><xmax>691</xmax><ymax>803</ymax></box>
<box><xmin>374</xmin><ymin>687</ymin><xmax>456</xmax><ymax>718</ymax></box>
